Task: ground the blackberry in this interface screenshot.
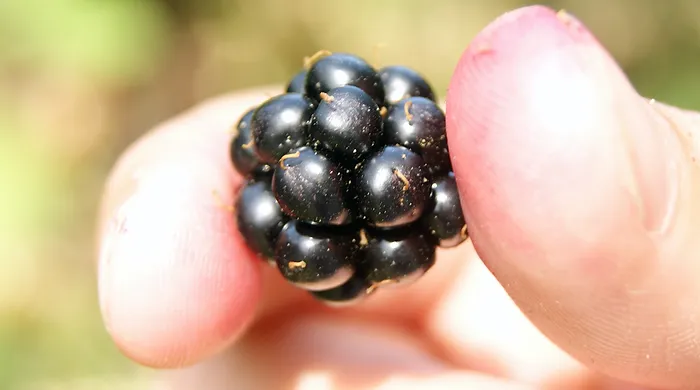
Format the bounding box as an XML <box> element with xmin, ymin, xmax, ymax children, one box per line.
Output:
<box><xmin>379</xmin><ymin>65</ymin><xmax>436</xmax><ymax>105</ymax></box>
<box><xmin>228</xmin><ymin>50</ymin><xmax>468</xmax><ymax>306</ymax></box>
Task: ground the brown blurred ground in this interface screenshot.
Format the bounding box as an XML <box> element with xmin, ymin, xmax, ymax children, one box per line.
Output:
<box><xmin>1</xmin><ymin>0</ymin><xmax>699</xmax><ymax>388</ymax></box>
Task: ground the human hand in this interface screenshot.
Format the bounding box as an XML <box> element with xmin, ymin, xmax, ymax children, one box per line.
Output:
<box><xmin>96</xmin><ymin>6</ymin><xmax>700</xmax><ymax>389</ymax></box>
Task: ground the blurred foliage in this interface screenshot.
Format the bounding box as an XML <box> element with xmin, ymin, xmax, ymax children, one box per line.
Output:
<box><xmin>1</xmin><ymin>0</ymin><xmax>700</xmax><ymax>388</ymax></box>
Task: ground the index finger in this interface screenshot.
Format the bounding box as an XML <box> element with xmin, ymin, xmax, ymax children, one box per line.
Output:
<box><xmin>97</xmin><ymin>88</ymin><xmax>277</xmax><ymax>368</ymax></box>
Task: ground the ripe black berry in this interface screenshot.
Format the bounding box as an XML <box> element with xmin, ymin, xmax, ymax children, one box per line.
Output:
<box><xmin>251</xmin><ymin>93</ymin><xmax>315</xmax><ymax>164</ymax></box>
<box><xmin>230</xmin><ymin>108</ymin><xmax>258</xmax><ymax>175</ymax></box>
<box><xmin>272</xmin><ymin>146</ymin><xmax>351</xmax><ymax>225</ymax></box>
<box><xmin>230</xmin><ymin>108</ymin><xmax>272</xmax><ymax>178</ymax></box>
<box><xmin>424</xmin><ymin>172</ymin><xmax>468</xmax><ymax>248</ymax></box>
<box><xmin>355</xmin><ymin>145</ymin><xmax>432</xmax><ymax>228</ymax></box>
<box><xmin>384</xmin><ymin>97</ymin><xmax>450</xmax><ymax>174</ymax></box>
<box><xmin>229</xmin><ymin>51</ymin><xmax>467</xmax><ymax>307</ymax></box>
<box><xmin>360</xmin><ymin>228</ymin><xmax>436</xmax><ymax>286</ymax></box>
<box><xmin>379</xmin><ymin>66</ymin><xmax>435</xmax><ymax>105</ymax></box>
<box><xmin>305</xmin><ymin>52</ymin><xmax>384</xmax><ymax>107</ymax></box>
<box><xmin>310</xmin><ymin>274</ymin><xmax>372</xmax><ymax>306</ymax></box>
<box><xmin>308</xmin><ymin>86</ymin><xmax>383</xmax><ymax>161</ymax></box>
<box><xmin>286</xmin><ymin>70</ymin><xmax>306</xmax><ymax>94</ymax></box>
<box><xmin>236</xmin><ymin>179</ymin><xmax>288</xmax><ymax>261</ymax></box>
<box><xmin>274</xmin><ymin>220</ymin><xmax>357</xmax><ymax>291</ymax></box>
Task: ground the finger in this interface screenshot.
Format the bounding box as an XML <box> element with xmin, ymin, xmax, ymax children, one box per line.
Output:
<box><xmin>446</xmin><ymin>5</ymin><xmax>700</xmax><ymax>389</ymax></box>
<box><xmin>164</xmin><ymin>314</ymin><xmax>537</xmax><ymax>390</ymax></box>
<box><xmin>427</xmin><ymin>247</ymin><xmax>590</xmax><ymax>386</ymax></box>
<box><xmin>97</xmin><ymin>88</ymin><xmax>278</xmax><ymax>368</ymax></box>
<box><xmin>96</xmin><ymin>85</ymin><xmax>473</xmax><ymax>369</ymax></box>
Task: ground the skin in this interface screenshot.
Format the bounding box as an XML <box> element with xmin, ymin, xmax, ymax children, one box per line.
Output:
<box><xmin>97</xmin><ymin>6</ymin><xmax>700</xmax><ymax>390</ymax></box>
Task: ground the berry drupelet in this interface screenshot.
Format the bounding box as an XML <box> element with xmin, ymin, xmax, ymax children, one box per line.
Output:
<box><xmin>305</xmin><ymin>52</ymin><xmax>385</xmax><ymax>107</ymax></box>
<box><xmin>272</xmin><ymin>146</ymin><xmax>352</xmax><ymax>225</ymax></box>
<box><xmin>384</xmin><ymin>97</ymin><xmax>451</xmax><ymax>175</ymax></box>
<box><xmin>227</xmin><ymin>50</ymin><xmax>468</xmax><ymax>306</ymax></box>
<box><xmin>275</xmin><ymin>220</ymin><xmax>358</xmax><ymax>291</ymax></box>
<box><xmin>286</xmin><ymin>70</ymin><xmax>307</xmax><ymax>94</ymax></box>
<box><xmin>355</xmin><ymin>145</ymin><xmax>432</xmax><ymax>228</ymax></box>
<box><xmin>310</xmin><ymin>274</ymin><xmax>373</xmax><ymax>306</ymax></box>
<box><xmin>250</xmin><ymin>93</ymin><xmax>315</xmax><ymax>164</ymax></box>
<box><xmin>235</xmin><ymin>178</ymin><xmax>288</xmax><ymax>263</ymax></box>
<box><xmin>423</xmin><ymin>172</ymin><xmax>468</xmax><ymax>248</ymax></box>
<box><xmin>360</xmin><ymin>227</ymin><xmax>436</xmax><ymax>286</ymax></box>
<box><xmin>229</xmin><ymin>108</ymin><xmax>271</xmax><ymax>177</ymax></box>
<box><xmin>309</xmin><ymin>85</ymin><xmax>383</xmax><ymax>161</ymax></box>
<box><xmin>379</xmin><ymin>65</ymin><xmax>436</xmax><ymax>105</ymax></box>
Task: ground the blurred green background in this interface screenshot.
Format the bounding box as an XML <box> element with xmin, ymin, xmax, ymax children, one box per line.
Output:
<box><xmin>1</xmin><ymin>0</ymin><xmax>699</xmax><ymax>388</ymax></box>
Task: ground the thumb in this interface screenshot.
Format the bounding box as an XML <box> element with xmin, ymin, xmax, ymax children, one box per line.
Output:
<box><xmin>447</xmin><ymin>5</ymin><xmax>700</xmax><ymax>390</ymax></box>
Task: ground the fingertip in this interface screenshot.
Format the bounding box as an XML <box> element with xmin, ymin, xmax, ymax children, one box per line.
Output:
<box><xmin>445</xmin><ymin>4</ymin><xmax>643</xmax><ymax>275</ymax></box>
<box><xmin>444</xmin><ymin>7</ymin><xmax>700</xmax><ymax>388</ymax></box>
<box><xmin>100</xmin><ymin>176</ymin><xmax>262</xmax><ymax>368</ymax></box>
<box><xmin>98</xmin><ymin>91</ymin><xmax>277</xmax><ymax>368</ymax></box>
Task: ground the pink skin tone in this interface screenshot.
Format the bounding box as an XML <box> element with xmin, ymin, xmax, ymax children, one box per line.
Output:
<box><xmin>98</xmin><ymin>95</ymin><xmax>262</xmax><ymax>367</ymax></box>
<box><xmin>448</xmin><ymin>7</ymin><xmax>700</xmax><ymax>388</ymax></box>
<box><xmin>98</xmin><ymin>5</ymin><xmax>700</xmax><ymax>389</ymax></box>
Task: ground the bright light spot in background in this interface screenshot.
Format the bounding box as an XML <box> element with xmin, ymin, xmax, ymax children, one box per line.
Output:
<box><xmin>296</xmin><ymin>371</ymin><xmax>335</xmax><ymax>390</ymax></box>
